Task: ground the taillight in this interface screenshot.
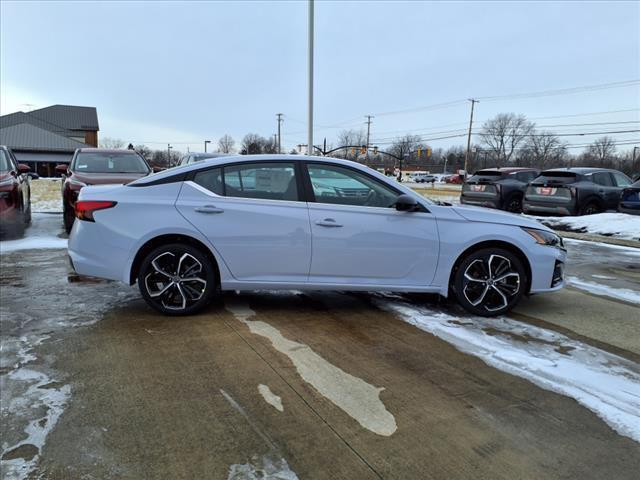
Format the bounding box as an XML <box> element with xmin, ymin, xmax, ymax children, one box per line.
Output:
<box><xmin>75</xmin><ymin>201</ymin><xmax>117</xmax><ymax>222</ymax></box>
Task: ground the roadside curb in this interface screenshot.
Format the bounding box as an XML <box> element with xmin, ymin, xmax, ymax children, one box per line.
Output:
<box><xmin>554</xmin><ymin>230</ymin><xmax>640</xmax><ymax>249</ymax></box>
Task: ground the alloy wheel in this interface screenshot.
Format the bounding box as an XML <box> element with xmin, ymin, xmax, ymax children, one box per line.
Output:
<box><xmin>462</xmin><ymin>254</ymin><xmax>521</xmax><ymax>312</ymax></box>
<box><xmin>144</xmin><ymin>251</ymin><xmax>208</xmax><ymax>311</ymax></box>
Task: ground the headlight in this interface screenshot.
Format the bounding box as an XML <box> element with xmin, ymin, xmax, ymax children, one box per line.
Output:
<box><xmin>522</xmin><ymin>227</ymin><xmax>564</xmax><ymax>249</ymax></box>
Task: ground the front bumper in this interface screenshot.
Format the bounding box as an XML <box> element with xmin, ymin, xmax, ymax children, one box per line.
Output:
<box><xmin>618</xmin><ymin>202</ymin><xmax>640</xmax><ymax>215</ymax></box>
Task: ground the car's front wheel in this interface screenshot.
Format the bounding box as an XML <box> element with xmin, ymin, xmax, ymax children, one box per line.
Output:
<box><xmin>138</xmin><ymin>244</ymin><xmax>217</xmax><ymax>315</ymax></box>
<box><xmin>452</xmin><ymin>248</ymin><xmax>526</xmax><ymax>317</ymax></box>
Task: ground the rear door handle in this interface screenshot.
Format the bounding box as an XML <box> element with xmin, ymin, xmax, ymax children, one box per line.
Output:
<box><xmin>315</xmin><ymin>218</ymin><xmax>343</xmax><ymax>227</ymax></box>
<box><xmin>194</xmin><ymin>205</ymin><xmax>224</xmax><ymax>214</ymax></box>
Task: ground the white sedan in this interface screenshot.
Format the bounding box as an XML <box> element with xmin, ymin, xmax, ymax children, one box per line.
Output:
<box><xmin>68</xmin><ymin>155</ymin><xmax>566</xmax><ymax>316</ymax></box>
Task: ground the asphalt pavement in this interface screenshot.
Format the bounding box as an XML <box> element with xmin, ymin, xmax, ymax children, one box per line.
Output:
<box><xmin>1</xmin><ymin>214</ymin><xmax>639</xmax><ymax>479</ymax></box>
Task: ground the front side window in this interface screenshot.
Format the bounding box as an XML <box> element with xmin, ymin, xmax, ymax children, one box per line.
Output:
<box><xmin>73</xmin><ymin>153</ymin><xmax>150</xmax><ymax>174</ymax></box>
<box><xmin>612</xmin><ymin>172</ymin><xmax>632</xmax><ymax>187</ymax></box>
<box><xmin>224</xmin><ymin>163</ymin><xmax>298</xmax><ymax>201</ymax></box>
<box><xmin>0</xmin><ymin>150</ymin><xmax>11</xmax><ymax>172</ymax></box>
<box><xmin>307</xmin><ymin>163</ymin><xmax>398</xmax><ymax>208</ymax></box>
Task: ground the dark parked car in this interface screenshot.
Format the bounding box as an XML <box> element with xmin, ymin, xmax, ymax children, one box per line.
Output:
<box><xmin>56</xmin><ymin>148</ymin><xmax>152</xmax><ymax>233</ymax></box>
<box><xmin>0</xmin><ymin>145</ymin><xmax>31</xmax><ymax>236</ymax></box>
<box><xmin>460</xmin><ymin>167</ymin><xmax>539</xmax><ymax>212</ymax></box>
<box><xmin>523</xmin><ymin>168</ymin><xmax>633</xmax><ymax>216</ymax></box>
<box><xmin>618</xmin><ymin>179</ymin><xmax>640</xmax><ymax>215</ymax></box>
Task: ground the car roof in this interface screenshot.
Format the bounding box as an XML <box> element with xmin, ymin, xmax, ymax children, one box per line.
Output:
<box><xmin>77</xmin><ymin>148</ymin><xmax>140</xmax><ymax>154</ymax></box>
<box><xmin>542</xmin><ymin>167</ymin><xmax>614</xmax><ymax>174</ymax></box>
<box><xmin>130</xmin><ymin>154</ymin><xmax>389</xmax><ymax>186</ymax></box>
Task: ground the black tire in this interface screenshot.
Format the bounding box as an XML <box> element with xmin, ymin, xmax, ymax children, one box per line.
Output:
<box><xmin>23</xmin><ymin>199</ymin><xmax>32</xmax><ymax>226</ymax></box>
<box><xmin>63</xmin><ymin>204</ymin><xmax>74</xmax><ymax>234</ymax></box>
<box><xmin>137</xmin><ymin>243</ymin><xmax>217</xmax><ymax>316</ymax></box>
<box><xmin>452</xmin><ymin>248</ymin><xmax>527</xmax><ymax>317</ymax></box>
<box><xmin>580</xmin><ymin>201</ymin><xmax>601</xmax><ymax>216</ymax></box>
<box><xmin>505</xmin><ymin>194</ymin><xmax>523</xmax><ymax>213</ymax></box>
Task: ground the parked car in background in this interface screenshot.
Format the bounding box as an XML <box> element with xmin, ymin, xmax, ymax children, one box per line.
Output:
<box><xmin>178</xmin><ymin>152</ymin><xmax>228</xmax><ymax>166</ymax></box>
<box><xmin>0</xmin><ymin>145</ymin><xmax>31</xmax><ymax>236</ymax></box>
<box><xmin>445</xmin><ymin>174</ymin><xmax>464</xmax><ymax>184</ymax></box>
<box><xmin>523</xmin><ymin>168</ymin><xmax>633</xmax><ymax>216</ymax></box>
<box><xmin>618</xmin><ymin>179</ymin><xmax>640</xmax><ymax>215</ymax></box>
<box><xmin>68</xmin><ymin>155</ymin><xmax>566</xmax><ymax>317</ymax></box>
<box><xmin>411</xmin><ymin>173</ymin><xmax>436</xmax><ymax>183</ymax></box>
<box><xmin>56</xmin><ymin>148</ymin><xmax>152</xmax><ymax>233</ymax></box>
<box><xmin>461</xmin><ymin>168</ymin><xmax>539</xmax><ymax>213</ymax></box>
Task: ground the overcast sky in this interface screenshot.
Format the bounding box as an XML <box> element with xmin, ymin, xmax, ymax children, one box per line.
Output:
<box><xmin>1</xmin><ymin>0</ymin><xmax>639</xmax><ymax>154</ymax></box>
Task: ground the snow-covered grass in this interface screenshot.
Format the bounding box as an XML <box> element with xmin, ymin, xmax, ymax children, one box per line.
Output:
<box><xmin>566</xmin><ymin>276</ymin><xmax>640</xmax><ymax>305</ymax></box>
<box><xmin>531</xmin><ymin>213</ymin><xmax>640</xmax><ymax>241</ymax></box>
<box><xmin>30</xmin><ymin>178</ymin><xmax>62</xmax><ymax>213</ymax></box>
<box><xmin>375</xmin><ymin>295</ymin><xmax>640</xmax><ymax>443</ymax></box>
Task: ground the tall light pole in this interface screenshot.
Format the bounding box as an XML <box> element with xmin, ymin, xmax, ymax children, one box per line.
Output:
<box><xmin>307</xmin><ymin>0</ymin><xmax>314</xmax><ymax>155</ymax></box>
<box><xmin>167</xmin><ymin>144</ymin><xmax>173</xmax><ymax>167</ymax></box>
<box><xmin>276</xmin><ymin>113</ymin><xmax>284</xmax><ymax>154</ymax></box>
<box><xmin>204</xmin><ymin>140</ymin><xmax>211</xmax><ymax>153</ymax></box>
<box><xmin>464</xmin><ymin>99</ymin><xmax>478</xmax><ymax>177</ymax></box>
<box><xmin>365</xmin><ymin>115</ymin><xmax>374</xmax><ymax>163</ymax></box>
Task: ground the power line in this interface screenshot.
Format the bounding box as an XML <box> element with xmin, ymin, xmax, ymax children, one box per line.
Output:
<box><xmin>476</xmin><ymin>79</ymin><xmax>640</xmax><ymax>102</ymax></box>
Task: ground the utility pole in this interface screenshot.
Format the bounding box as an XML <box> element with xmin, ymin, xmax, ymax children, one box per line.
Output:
<box><xmin>307</xmin><ymin>0</ymin><xmax>314</xmax><ymax>155</ymax></box>
<box><xmin>167</xmin><ymin>144</ymin><xmax>173</xmax><ymax>167</ymax></box>
<box><xmin>204</xmin><ymin>140</ymin><xmax>211</xmax><ymax>153</ymax></box>
<box><xmin>365</xmin><ymin>115</ymin><xmax>374</xmax><ymax>163</ymax></box>
<box><xmin>633</xmin><ymin>146</ymin><xmax>639</xmax><ymax>173</ymax></box>
<box><xmin>276</xmin><ymin>113</ymin><xmax>284</xmax><ymax>154</ymax></box>
<box><xmin>464</xmin><ymin>99</ymin><xmax>478</xmax><ymax>177</ymax></box>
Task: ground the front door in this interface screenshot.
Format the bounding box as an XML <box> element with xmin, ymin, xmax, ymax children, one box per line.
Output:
<box><xmin>305</xmin><ymin>162</ymin><xmax>439</xmax><ymax>286</ymax></box>
<box><xmin>176</xmin><ymin>161</ymin><xmax>312</xmax><ymax>282</ymax></box>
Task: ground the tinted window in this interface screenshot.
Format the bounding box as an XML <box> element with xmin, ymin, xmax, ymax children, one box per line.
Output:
<box><xmin>515</xmin><ymin>172</ymin><xmax>536</xmax><ymax>183</ymax></box>
<box><xmin>193</xmin><ymin>168</ymin><xmax>223</xmax><ymax>195</ymax></box>
<box><xmin>308</xmin><ymin>163</ymin><xmax>398</xmax><ymax>208</ymax></box>
<box><xmin>74</xmin><ymin>152</ymin><xmax>150</xmax><ymax>173</ymax></box>
<box><xmin>224</xmin><ymin>163</ymin><xmax>298</xmax><ymax>201</ymax></box>
<box><xmin>591</xmin><ymin>172</ymin><xmax>613</xmax><ymax>187</ymax></box>
<box><xmin>612</xmin><ymin>172</ymin><xmax>632</xmax><ymax>187</ymax></box>
<box><xmin>533</xmin><ymin>172</ymin><xmax>577</xmax><ymax>185</ymax></box>
<box><xmin>0</xmin><ymin>150</ymin><xmax>11</xmax><ymax>171</ymax></box>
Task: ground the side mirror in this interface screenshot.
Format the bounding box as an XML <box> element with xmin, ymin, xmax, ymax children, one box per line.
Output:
<box><xmin>55</xmin><ymin>164</ymin><xmax>69</xmax><ymax>175</ymax></box>
<box><xmin>395</xmin><ymin>194</ymin><xmax>419</xmax><ymax>212</ymax></box>
<box><xmin>17</xmin><ymin>164</ymin><xmax>31</xmax><ymax>174</ymax></box>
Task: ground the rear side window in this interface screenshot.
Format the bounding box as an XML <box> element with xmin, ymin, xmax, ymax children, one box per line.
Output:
<box><xmin>533</xmin><ymin>172</ymin><xmax>577</xmax><ymax>185</ymax></box>
<box><xmin>224</xmin><ymin>163</ymin><xmax>298</xmax><ymax>201</ymax></box>
<box><xmin>193</xmin><ymin>168</ymin><xmax>223</xmax><ymax>195</ymax></box>
<box><xmin>591</xmin><ymin>172</ymin><xmax>613</xmax><ymax>187</ymax></box>
<box><xmin>612</xmin><ymin>172</ymin><xmax>632</xmax><ymax>187</ymax></box>
<box><xmin>516</xmin><ymin>171</ymin><xmax>537</xmax><ymax>183</ymax></box>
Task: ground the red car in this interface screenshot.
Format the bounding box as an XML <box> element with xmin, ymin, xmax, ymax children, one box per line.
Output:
<box><xmin>56</xmin><ymin>148</ymin><xmax>153</xmax><ymax>233</ymax></box>
<box><xmin>0</xmin><ymin>145</ymin><xmax>32</xmax><ymax>237</ymax></box>
<box><xmin>444</xmin><ymin>174</ymin><xmax>464</xmax><ymax>184</ymax></box>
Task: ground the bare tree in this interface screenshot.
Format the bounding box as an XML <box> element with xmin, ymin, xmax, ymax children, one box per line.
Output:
<box><xmin>587</xmin><ymin>136</ymin><xmax>616</xmax><ymax>164</ymax></box>
<box><xmin>134</xmin><ymin>144</ymin><xmax>153</xmax><ymax>161</ymax></box>
<box><xmin>335</xmin><ymin>129</ymin><xmax>367</xmax><ymax>159</ymax></box>
<box><xmin>479</xmin><ymin>114</ymin><xmax>534</xmax><ymax>166</ymax></box>
<box><xmin>240</xmin><ymin>133</ymin><xmax>263</xmax><ymax>154</ymax></box>
<box><xmin>524</xmin><ymin>131</ymin><xmax>565</xmax><ymax>170</ymax></box>
<box><xmin>218</xmin><ymin>134</ymin><xmax>235</xmax><ymax>153</ymax></box>
<box><xmin>99</xmin><ymin>137</ymin><xmax>125</xmax><ymax>149</ymax></box>
<box><xmin>388</xmin><ymin>134</ymin><xmax>422</xmax><ymax>166</ymax></box>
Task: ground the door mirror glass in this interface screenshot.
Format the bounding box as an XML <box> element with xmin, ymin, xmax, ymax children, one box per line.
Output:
<box><xmin>395</xmin><ymin>194</ymin><xmax>419</xmax><ymax>211</ymax></box>
<box><xmin>17</xmin><ymin>163</ymin><xmax>31</xmax><ymax>174</ymax></box>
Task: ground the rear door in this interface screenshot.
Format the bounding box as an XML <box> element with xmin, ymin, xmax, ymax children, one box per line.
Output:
<box><xmin>591</xmin><ymin>172</ymin><xmax>619</xmax><ymax>210</ymax></box>
<box><xmin>304</xmin><ymin>162</ymin><xmax>439</xmax><ymax>286</ymax></box>
<box><xmin>176</xmin><ymin>161</ymin><xmax>312</xmax><ymax>282</ymax></box>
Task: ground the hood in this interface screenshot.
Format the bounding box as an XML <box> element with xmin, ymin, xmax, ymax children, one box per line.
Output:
<box><xmin>452</xmin><ymin>204</ymin><xmax>551</xmax><ymax>231</ymax></box>
<box><xmin>71</xmin><ymin>171</ymin><xmax>148</xmax><ymax>185</ymax></box>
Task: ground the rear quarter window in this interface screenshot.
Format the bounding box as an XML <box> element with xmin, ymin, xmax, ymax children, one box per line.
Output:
<box><xmin>590</xmin><ymin>172</ymin><xmax>613</xmax><ymax>187</ymax></box>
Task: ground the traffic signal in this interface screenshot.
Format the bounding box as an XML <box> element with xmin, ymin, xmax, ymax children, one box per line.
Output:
<box><xmin>426</xmin><ymin>148</ymin><xmax>431</xmax><ymax>158</ymax></box>
<box><xmin>373</xmin><ymin>146</ymin><xmax>378</xmax><ymax>155</ymax></box>
<box><xmin>417</xmin><ymin>148</ymin><xmax>421</xmax><ymax>158</ymax></box>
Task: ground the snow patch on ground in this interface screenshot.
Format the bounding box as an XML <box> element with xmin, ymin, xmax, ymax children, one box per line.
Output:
<box><xmin>375</xmin><ymin>296</ymin><xmax>640</xmax><ymax>443</ymax></box>
<box><xmin>258</xmin><ymin>384</ymin><xmax>284</xmax><ymax>412</ymax></box>
<box><xmin>566</xmin><ymin>276</ymin><xmax>640</xmax><ymax>304</ymax></box>
<box><xmin>0</xmin><ymin>236</ymin><xmax>67</xmax><ymax>254</ymax></box>
<box><xmin>532</xmin><ymin>213</ymin><xmax>640</xmax><ymax>241</ymax></box>
<box><xmin>226</xmin><ymin>301</ymin><xmax>397</xmax><ymax>436</ymax></box>
<box><xmin>228</xmin><ymin>455</ymin><xmax>299</xmax><ymax>480</ymax></box>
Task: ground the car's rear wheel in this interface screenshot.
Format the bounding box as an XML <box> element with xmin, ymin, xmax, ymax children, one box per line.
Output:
<box><xmin>580</xmin><ymin>201</ymin><xmax>601</xmax><ymax>216</ymax></box>
<box><xmin>452</xmin><ymin>248</ymin><xmax>526</xmax><ymax>317</ymax></box>
<box><xmin>138</xmin><ymin>243</ymin><xmax>217</xmax><ymax>316</ymax></box>
<box><xmin>505</xmin><ymin>194</ymin><xmax>523</xmax><ymax>213</ymax></box>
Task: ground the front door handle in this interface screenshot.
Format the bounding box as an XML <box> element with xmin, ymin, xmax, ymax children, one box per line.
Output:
<box><xmin>194</xmin><ymin>205</ymin><xmax>224</xmax><ymax>214</ymax></box>
<box><xmin>315</xmin><ymin>218</ymin><xmax>343</xmax><ymax>227</ymax></box>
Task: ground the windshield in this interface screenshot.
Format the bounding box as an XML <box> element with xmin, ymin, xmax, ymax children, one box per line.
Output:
<box><xmin>0</xmin><ymin>150</ymin><xmax>11</xmax><ymax>172</ymax></box>
<box><xmin>73</xmin><ymin>152</ymin><xmax>150</xmax><ymax>174</ymax></box>
<box><xmin>532</xmin><ymin>171</ymin><xmax>578</xmax><ymax>185</ymax></box>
